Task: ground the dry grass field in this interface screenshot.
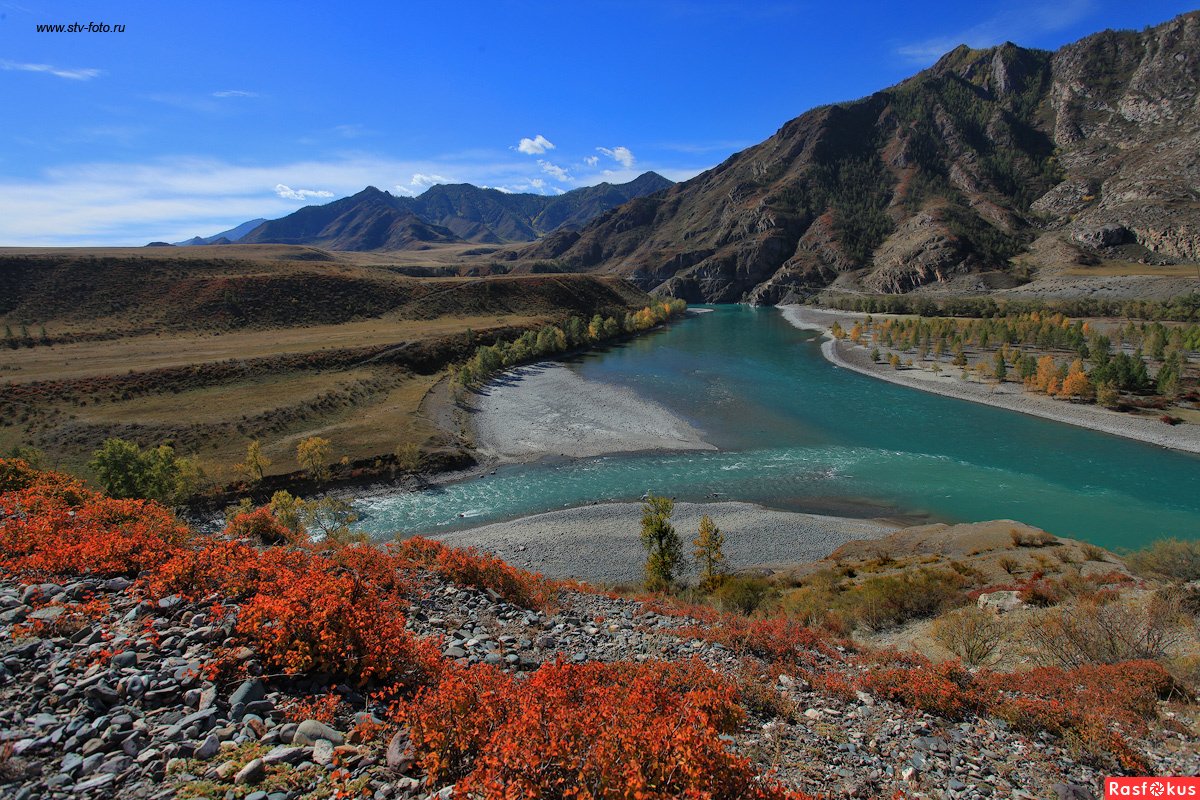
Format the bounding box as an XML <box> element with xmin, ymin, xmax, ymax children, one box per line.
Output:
<box><xmin>0</xmin><ymin>245</ymin><xmax>652</xmax><ymax>488</ymax></box>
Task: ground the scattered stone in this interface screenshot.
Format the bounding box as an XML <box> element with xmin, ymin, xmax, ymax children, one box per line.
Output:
<box><xmin>234</xmin><ymin>757</ymin><xmax>266</xmax><ymax>785</ymax></box>
<box><xmin>294</xmin><ymin>719</ymin><xmax>344</xmax><ymax>746</ymax></box>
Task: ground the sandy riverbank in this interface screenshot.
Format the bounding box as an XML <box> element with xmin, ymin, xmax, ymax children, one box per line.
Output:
<box><xmin>781</xmin><ymin>305</ymin><xmax>1200</xmax><ymax>455</ymax></box>
<box><xmin>436</xmin><ymin>501</ymin><xmax>897</xmax><ymax>584</ymax></box>
<box><xmin>467</xmin><ymin>361</ymin><xmax>715</xmax><ymax>461</ymax></box>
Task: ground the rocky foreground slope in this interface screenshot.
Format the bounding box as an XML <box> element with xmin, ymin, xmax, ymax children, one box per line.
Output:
<box><xmin>523</xmin><ymin>12</ymin><xmax>1200</xmax><ymax>302</ymax></box>
<box><xmin>1</xmin><ymin>460</ymin><xmax>1197</xmax><ymax>799</ymax></box>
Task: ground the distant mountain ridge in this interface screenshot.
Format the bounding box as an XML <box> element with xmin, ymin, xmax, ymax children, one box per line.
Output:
<box><xmin>174</xmin><ymin>218</ymin><xmax>267</xmax><ymax>246</ymax></box>
<box><xmin>522</xmin><ymin>12</ymin><xmax>1200</xmax><ymax>302</ymax></box>
<box><xmin>236</xmin><ymin>172</ymin><xmax>673</xmax><ymax>251</ymax></box>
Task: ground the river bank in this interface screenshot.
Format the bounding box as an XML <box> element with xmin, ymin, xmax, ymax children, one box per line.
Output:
<box><xmin>433</xmin><ymin>500</ymin><xmax>897</xmax><ymax>584</ymax></box>
<box><xmin>780</xmin><ymin>305</ymin><xmax>1200</xmax><ymax>455</ymax></box>
<box><xmin>466</xmin><ymin>361</ymin><xmax>715</xmax><ymax>461</ymax></box>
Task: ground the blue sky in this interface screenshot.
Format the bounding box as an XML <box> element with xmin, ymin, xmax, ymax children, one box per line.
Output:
<box><xmin>0</xmin><ymin>0</ymin><xmax>1193</xmax><ymax>246</ymax></box>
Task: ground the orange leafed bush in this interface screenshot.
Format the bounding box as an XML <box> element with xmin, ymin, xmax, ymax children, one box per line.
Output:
<box><xmin>681</xmin><ymin>615</ymin><xmax>835</xmax><ymax>669</ymax></box>
<box><xmin>0</xmin><ymin>482</ymin><xmax>190</xmax><ymax>578</ymax></box>
<box><xmin>235</xmin><ymin>560</ymin><xmax>443</xmax><ymax>687</ymax></box>
<box><xmin>404</xmin><ymin>658</ymin><xmax>810</xmax><ymax>799</ymax></box>
<box><xmin>860</xmin><ymin>651</ymin><xmax>1173</xmax><ymax>772</ymax></box>
<box><xmin>393</xmin><ymin>535</ymin><xmax>552</xmax><ymax>610</ymax></box>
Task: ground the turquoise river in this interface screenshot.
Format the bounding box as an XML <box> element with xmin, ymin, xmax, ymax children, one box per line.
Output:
<box><xmin>353</xmin><ymin>305</ymin><xmax>1200</xmax><ymax>550</ymax></box>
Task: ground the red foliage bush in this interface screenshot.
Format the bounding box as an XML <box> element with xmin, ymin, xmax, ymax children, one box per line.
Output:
<box><xmin>393</xmin><ymin>536</ymin><xmax>552</xmax><ymax>610</ymax></box>
<box><xmin>0</xmin><ymin>481</ymin><xmax>190</xmax><ymax>578</ymax></box>
<box><xmin>404</xmin><ymin>658</ymin><xmax>810</xmax><ymax>799</ymax></box>
<box><xmin>859</xmin><ymin>651</ymin><xmax>1173</xmax><ymax>772</ymax></box>
<box><xmin>680</xmin><ymin>615</ymin><xmax>836</xmax><ymax>669</ymax></box>
<box><xmin>236</xmin><ymin>559</ymin><xmax>442</xmax><ymax>687</ymax></box>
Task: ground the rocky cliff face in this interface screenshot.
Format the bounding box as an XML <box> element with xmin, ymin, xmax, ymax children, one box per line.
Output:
<box><xmin>525</xmin><ymin>12</ymin><xmax>1200</xmax><ymax>302</ymax></box>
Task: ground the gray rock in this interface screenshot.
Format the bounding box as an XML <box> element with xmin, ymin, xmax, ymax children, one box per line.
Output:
<box><xmin>28</xmin><ymin>606</ymin><xmax>65</xmax><ymax>623</ymax></box>
<box><xmin>110</xmin><ymin>651</ymin><xmax>137</xmax><ymax>669</ymax></box>
<box><xmin>293</xmin><ymin>719</ymin><xmax>344</xmax><ymax>746</ymax></box>
<box><xmin>73</xmin><ymin>773</ymin><xmax>116</xmax><ymax>792</ymax></box>
<box><xmin>229</xmin><ymin>678</ymin><xmax>265</xmax><ymax>708</ymax></box>
<box><xmin>312</xmin><ymin>738</ymin><xmax>334</xmax><ymax>766</ymax></box>
<box><xmin>234</xmin><ymin>757</ymin><xmax>265</xmax><ymax>785</ymax></box>
<box><xmin>386</xmin><ymin>730</ymin><xmax>413</xmax><ymax>772</ymax></box>
<box><xmin>193</xmin><ymin>733</ymin><xmax>220</xmax><ymax>760</ymax></box>
<box><xmin>263</xmin><ymin>745</ymin><xmax>307</xmax><ymax>765</ymax></box>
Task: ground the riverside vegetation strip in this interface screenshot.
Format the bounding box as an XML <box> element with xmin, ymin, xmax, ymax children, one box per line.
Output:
<box><xmin>1</xmin><ymin>458</ymin><xmax>1198</xmax><ymax>799</ymax></box>
<box><xmin>782</xmin><ymin>305</ymin><xmax>1200</xmax><ymax>454</ymax></box>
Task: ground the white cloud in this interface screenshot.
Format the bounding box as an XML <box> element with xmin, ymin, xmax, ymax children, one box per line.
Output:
<box><xmin>0</xmin><ymin>59</ymin><xmax>101</xmax><ymax>80</ymax></box>
<box><xmin>895</xmin><ymin>0</ymin><xmax>1095</xmax><ymax>64</ymax></box>
<box><xmin>410</xmin><ymin>173</ymin><xmax>450</xmax><ymax>188</ymax></box>
<box><xmin>597</xmin><ymin>146</ymin><xmax>635</xmax><ymax>169</ymax></box>
<box><xmin>212</xmin><ymin>89</ymin><xmax>258</xmax><ymax>98</ymax></box>
<box><xmin>516</xmin><ymin>134</ymin><xmax>555</xmax><ymax>155</ymax></box>
<box><xmin>538</xmin><ymin>160</ymin><xmax>571</xmax><ymax>182</ymax></box>
<box><xmin>529</xmin><ymin>178</ymin><xmax>546</xmax><ymax>189</ymax></box>
<box><xmin>274</xmin><ymin>184</ymin><xmax>335</xmax><ymax>201</ymax></box>
<box><xmin>583</xmin><ymin>155</ymin><xmax>600</xmax><ymax>167</ymax></box>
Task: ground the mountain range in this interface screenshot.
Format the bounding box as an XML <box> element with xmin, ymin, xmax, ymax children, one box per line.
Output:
<box><xmin>189</xmin><ymin>172</ymin><xmax>674</xmax><ymax>251</ymax></box>
<box><xmin>521</xmin><ymin>12</ymin><xmax>1200</xmax><ymax>302</ymax></box>
<box><xmin>174</xmin><ymin>219</ymin><xmax>268</xmax><ymax>247</ymax></box>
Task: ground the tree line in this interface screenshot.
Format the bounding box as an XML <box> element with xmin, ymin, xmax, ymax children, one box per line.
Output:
<box><xmin>456</xmin><ymin>300</ymin><xmax>687</xmax><ymax>388</ymax></box>
<box><xmin>821</xmin><ymin>291</ymin><xmax>1200</xmax><ymax>323</ymax></box>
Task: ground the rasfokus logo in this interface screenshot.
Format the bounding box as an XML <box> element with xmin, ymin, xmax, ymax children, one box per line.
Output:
<box><xmin>1106</xmin><ymin>778</ymin><xmax>1200</xmax><ymax>797</ymax></box>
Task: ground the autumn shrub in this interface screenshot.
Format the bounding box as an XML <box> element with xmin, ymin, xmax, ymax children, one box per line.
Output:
<box><xmin>282</xmin><ymin>691</ymin><xmax>344</xmax><ymax>724</ymax></box>
<box><xmin>859</xmin><ymin>651</ymin><xmax>1174</xmax><ymax>772</ymax></box>
<box><xmin>225</xmin><ymin>506</ymin><xmax>304</xmax><ymax>546</ymax></box>
<box><xmin>712</xmin><ymin>575</ymin><xmax>774</xmax><ymax>615</ymax></box>
<box><xmin>0</xmin><ymin>484</ymin><xmax>190</xmax><ymax>578</ymax></box>
<box><xmin>931</xmin><ymin>606</ymin><xmax>1008</xmax><ymax>667</ymax></box>
<box><xmin>405</xmin><ymin>658</ymin><xmax>807</xmax><ymax>799</ymax></box>
<box><xmin>861</xmin><ymin>657</ymin><xmax>979</xmax><ymax>718</ymax></box>
<box><xmin>1019</xmin><ymin>594</ymin><xmax>1189</xmax><ymax>669</ymax></box>
<box><xmin>847</xmin><ymin>568</ymin><xmax>968</xmax><ymax>631</ymax></box>
<box><xmin>1126</xmin><ymin>538</ymin><xmax>1200</xmax><ymax>582</ymax></box>
<box><xmin>235</xmin><ymin>559</ymin><xmax>442</xmax><ymax>687</ymax></box>
<box><xmin>988</xmin><ymin>661</ymin><xmax>1174</xmax><ymax>772</ymax></box>
<box><xmin>393</xmin><ymin>536</ymin><xmax>551</xmax><ymax>609</ymax></box>
<box><xmin>733</xmin><ymin>661</ymin><xmax>799</xmax><ymax>721</ymax></box>
<box><xmin>403</xmin><ymin>663</ymin><xmax>519</xmax><ymax>784</ymax></box>
<box><xmin>682</xmin><ymin>614</ymin><xmax>837</xmax><ymax>671</ymax></box>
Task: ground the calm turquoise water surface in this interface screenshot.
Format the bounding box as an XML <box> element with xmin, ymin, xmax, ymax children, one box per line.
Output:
<box><xmin>353</xmin><ymin>306</ymin><xmax>1200</xmax><ymax>550</ymax></box>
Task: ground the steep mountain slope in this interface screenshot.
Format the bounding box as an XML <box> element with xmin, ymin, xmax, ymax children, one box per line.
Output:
<box><xmin>524</xmin><ymin>12</ymin><xmax>1200</xmax><ymax>302</ymax></box>
<box><xmin>239</xmin><ymin>172</ymin><xmax>673</xmax><ymax>250</ymax></box>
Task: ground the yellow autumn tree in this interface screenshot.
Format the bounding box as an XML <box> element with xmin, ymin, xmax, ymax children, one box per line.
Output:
<box><xmin>296</xmin><ymin>436</ymin><xmax>332</xmax><ymax>483</ymax></box>
<box><xmin>693</xmin><ymin>514</ymin><xmax>727</xmax><ymax>593</ymax></box>
<box><xmin>235</xmin><ymin>440</ymin><xmax>271</xmax><ymax>486</ymax></box>
<box><xmin>1032</xmin><ymin>355</ymin><xmax>1059</xmax><ymax>393</ymax></box>
<box><xmin>1059</xmin><ymin>360</ymin><xmax>1093</xmax><ymax>400</ymax></box>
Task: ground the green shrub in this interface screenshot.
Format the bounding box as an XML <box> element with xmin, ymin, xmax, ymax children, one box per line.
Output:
<box><xmin>713</xmin><ymin>576</ymin><xmax>774</xmax><ymax>615</ymax></box>
<box><xmin>847</xmin><ymin>568</ymin><xmax>968</xmax><ymax>631</ymax></box>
